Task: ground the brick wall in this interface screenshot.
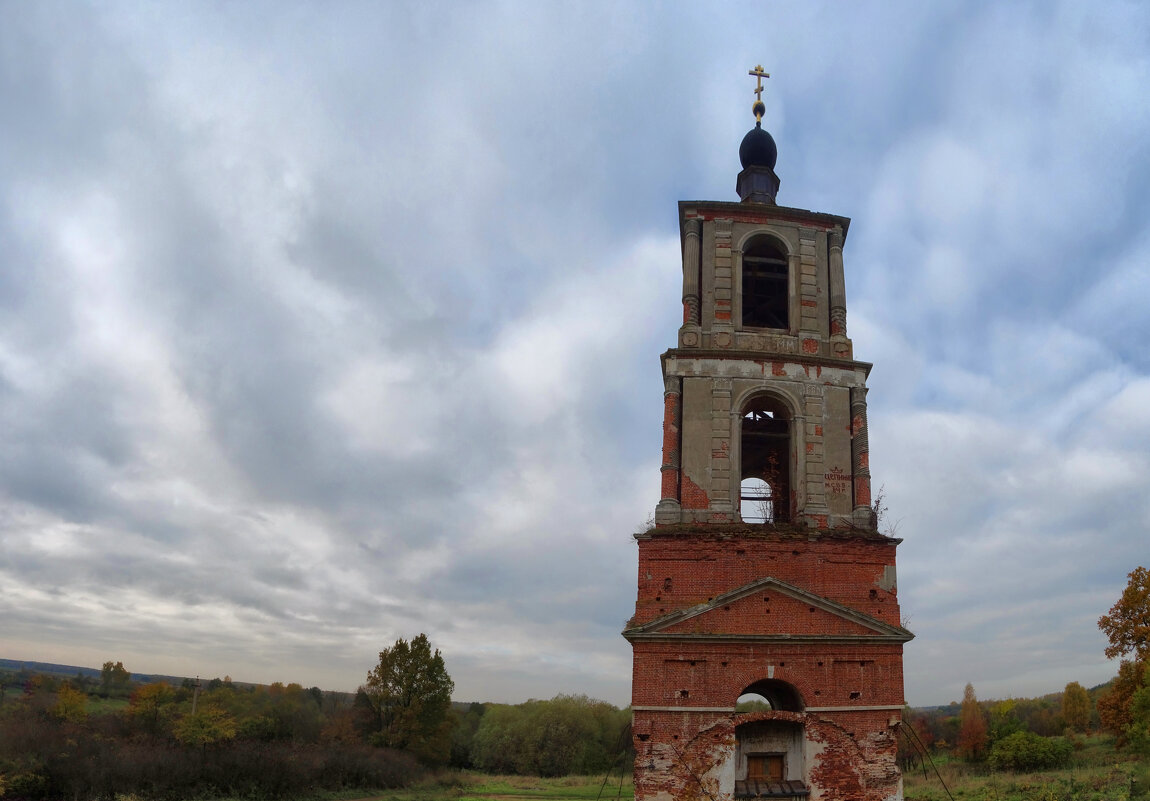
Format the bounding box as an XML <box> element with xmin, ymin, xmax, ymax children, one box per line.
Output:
<box><xmin>631</xmin><ymin>531</ymin><xmax>901</xmax><ymax>628</ymax></box>
<box><xmin>627</xmin><ymin>528</ymin><xmax>907</xmax><ymax>801</ymax></box>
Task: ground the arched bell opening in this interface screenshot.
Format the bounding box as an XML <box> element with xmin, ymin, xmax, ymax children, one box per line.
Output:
<box><xmin>741</xmin><ymin>235</ymin><xmax>790</xmax><ymax>330</ymax></box>
<box><xmin>739</xmin><ymin>394</ymin><xmax>792</xmax><ymax>524</ymax></box>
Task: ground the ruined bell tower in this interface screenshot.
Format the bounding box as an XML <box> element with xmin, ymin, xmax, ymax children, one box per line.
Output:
<box><xmin>624</xmin><ymin>68</ymin><xmax>912</xmax><ymax>801</ymax></box>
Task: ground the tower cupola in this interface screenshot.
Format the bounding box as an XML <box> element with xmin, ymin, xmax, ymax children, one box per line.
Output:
<box><xmin>737</xmin><ymin>65</ymin><xmax>781</xmax><ymax>204</ymax></box>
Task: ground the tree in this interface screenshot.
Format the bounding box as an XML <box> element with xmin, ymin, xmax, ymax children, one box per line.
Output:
<box><xmin>957</xmin><ymin>683</ymin><xmax>988</xmax><ymax>761</ymax></box>
<box><xmin>1097</xmin><ymin>567</ymin><xmax>1149</xmax><ymax>748</ymax></box>
<box><xmin>54</xmin><ymin>683</ymin><xmax>89</xmax><ymax>723</ymax></box>
<box><xmin>174</xmin><ymin>705</ymin><xmax>237</xmax><ymax>749</ymax></box>
<box><xmin>449</xmin><ymin>702</ymin><xmax>486</xmax><ymax>768</ymax></box>
<box><xmin>100</xmin><ymin>660</ymin><xmax>132</xmax><ymax>698</ymax></box>
<box><xmin>1098</xmin><ymin>566</ymin><xmax>1150</xmax><ymax>661</ymax></box>
<box><xmin>472</xmin><ymin>703</ymin><xmax>532</xmax><ymax>773</ymax></box>
<box><xmin>361</xmin><ymin>633</ymin><xmax>455</xmax><ymax>764</ymax></box>
<box><xmin>470</xmin><ymin>695</ymin><xmax>633</xmax><ymax>777</ymax></box>
<box><xmin>1061</xmin><ymin>681</ymin><xmax>1091</xmax><ymax>732</ymax></box>
<box><xmin>1098</xmin><ymin>659</ymin><xmax>1147</xmax><ymax>746</ymax></box>
<box><xmin>1127</xmin><ymin>680</ymin><xmax>1150</xmax><ymax>756</ymax></box>
<box><xmin>128</xmin><ymin>681</ymin><xmax>176</xmax><ymax>739</ymax></box>
<box><xmin>988</xmin><ymin>698</ymin><xmax>1023</xmax><ymax>743</ymax></box>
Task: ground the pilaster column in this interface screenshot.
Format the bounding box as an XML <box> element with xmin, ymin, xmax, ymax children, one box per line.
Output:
<box><xmin>802</xmin><ymin>385</ymin><xmax>829</xmax><ymax>527</ymax></box>
<box><xmin>682</xmin><ymin>218</ymin><xmax>702</xmax><ymax>326</ymax></box>
<box><xmin>655</xmin><ymin>375</ymin><xmax>683</xmax><ymax>526</ymax></box>
<box><xmin>712</xmin><ymin>220</ymin><xmax>734</xmax><ymax>348</ymax></box>
<box><xmin>709</xmin><ymin>378</ymin><xmax>733</xmax><ymax>518</ymax></box>
<box><xmin>850</xmin><ymin>385</ymin><xmax>874</xmax><ymax>527</ymax></box>
<box><xmin>829</xmin><ymin>227</ymin><xmax>847</xmax><ymax>337</ymax></box>
<box><xmin>797</xmin><ymin>231</ymin><xmax>819</xmax><ymax>337</ymax></box>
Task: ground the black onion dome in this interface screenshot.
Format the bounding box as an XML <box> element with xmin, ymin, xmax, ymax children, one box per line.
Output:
<box><xmin>739</xmin><ymin>122</ymin><xmax>777</xmax><ymax>170</ymax></box>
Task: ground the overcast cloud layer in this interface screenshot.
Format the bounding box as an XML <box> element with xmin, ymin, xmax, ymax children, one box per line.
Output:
<box><xmin>1</xmin><ymin>0</ymin><xmax>1148</xmax><ymax>707</ymax></box>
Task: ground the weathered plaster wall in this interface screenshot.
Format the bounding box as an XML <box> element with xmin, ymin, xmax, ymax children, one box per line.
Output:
<box><xmin>732</xmin><ymin>720</ymin><xmax>804</xmax><ymax>781</ymax></box>
<box><xmin>632</xmin><ymin>710</ymin><xmax>903</xmax><ymax>801</ymax></box>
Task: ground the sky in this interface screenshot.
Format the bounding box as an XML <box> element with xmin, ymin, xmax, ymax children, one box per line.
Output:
<box><xmin>1</xmin><ymin>0</ymin><xmax>1148</xmax><ymax>709</ymax></box>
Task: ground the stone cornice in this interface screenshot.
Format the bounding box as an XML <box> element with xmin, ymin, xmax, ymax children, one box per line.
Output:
<box><xmin>622</xmin><ymin>632</ymin><xmax>914</xmax><ymax>645</ymax></box>
<box><xmin>662</xmin><ymin>349</ymin><xmax>873</xmax><ymax>379</ymax></box>
<box><xmin>678</xmin><ymin>200</ymin><xmax>851</xmax><ymax>244</ymax></box>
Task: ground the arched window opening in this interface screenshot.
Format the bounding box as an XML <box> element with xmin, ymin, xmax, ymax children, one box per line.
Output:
<box><xmin>742</xmin><ymin>237</ymin><xmax>789</xmax><ymax>330</ymax></box>
<box><xmin>740</xmin><ymin>396</ymin><xmax>791</xmax><ymax>524</ymax></box>
<box><xmin>738</xmin><ymin>679</ymin><xmax>803</xmax><ymax>713</ymax></box>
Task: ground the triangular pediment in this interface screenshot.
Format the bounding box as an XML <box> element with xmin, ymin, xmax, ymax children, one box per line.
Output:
<box><xmin>623</xmin><ymin>577</ymin><xmax>913</xmax><ymax>643</ymax></box>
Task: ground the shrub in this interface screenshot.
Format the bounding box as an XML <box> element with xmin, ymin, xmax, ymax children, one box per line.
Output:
<box><xmin>988</xmin><ymin>731</ymin><xmax>1073</xmax><ymax>772</ymax></box>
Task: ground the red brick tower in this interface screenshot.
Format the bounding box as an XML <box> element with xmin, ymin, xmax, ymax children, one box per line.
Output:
<box><xmin>624</xmin><ymin>70</ymin><xmax>912</xmax><ymax>801</ymax></box>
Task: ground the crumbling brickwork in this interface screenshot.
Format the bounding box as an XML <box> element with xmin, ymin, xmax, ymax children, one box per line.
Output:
<box><xmin>626</xmin><ymin>529</ymin><xmax>911</xmax><ymax>801</ymax></box>
<box><xmin>632</xmin><ymin>710</ymin><xmax>902</xmax><ymax>801</ymax></box>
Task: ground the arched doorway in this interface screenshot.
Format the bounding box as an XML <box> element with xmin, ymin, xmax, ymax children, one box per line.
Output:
<box><xmin>733</xmin><ymin>680</ymin><xmax>807</xmax><ymax>799</ymax></box>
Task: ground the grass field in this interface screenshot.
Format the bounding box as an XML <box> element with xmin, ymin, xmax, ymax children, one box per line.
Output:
<box><xmin>312</xmin><ymin>773</ymin><xmax>634</xmax><ymax>801</ymax></box>
<box><xmin>86</xmin><ymin>695</ymin><xmax>130</xmax><ymax>714</ymax></box>
<box><xmin>904</xmin><ymin>761</ymin><xmax>1143</xmax><ymax>801</ymax></box>
<box><xmin>327</xmin><ymin>759</ymin><xmax>1149</xmax><ymax>801</ymax></box>
<box><xmin>903</xmin><ymin>735</ymin><xmax>1149</xmax><ymax>801</ymax></box>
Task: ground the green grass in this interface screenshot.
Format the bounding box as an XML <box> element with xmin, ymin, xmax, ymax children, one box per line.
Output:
<box><xmin>87</xmin><ymin>696</ymin><xmax>130</xmax><ymax>714</ymax></box>
<box><xmin>458</xmin><ymin>773</ymin><xmax>633</xmax><ymax>800</ymax></box>
<box><xmin>304</xmin><ymin>773</ymin><xmax>634</xmax><ymax>801</ymax></box>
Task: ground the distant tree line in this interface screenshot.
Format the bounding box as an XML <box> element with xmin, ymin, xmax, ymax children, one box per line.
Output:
<box><xmin>0</xmin><ymin>634</ymin><xmax>633</xmax><ymax>800</ymax></box>
<box><xmin>900</xmin><ymin>682</ymin><xmax>1089</xmax><ymax>772</ymax></box>
<box><xmin>0</xmin><ymin>669</ymin><xmax>419</xmax><ymax>800</ymax></box>
<box><xmin>900</xmin><ymin>565</ymin><xmax>1150</xmax><ymax>770</ymax></box>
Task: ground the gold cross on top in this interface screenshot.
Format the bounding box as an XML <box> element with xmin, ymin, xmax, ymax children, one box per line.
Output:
<box><xmin>749</xmin><ymin>64</ymin><xmax>770</xmax><ymax>102</ymax></box>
